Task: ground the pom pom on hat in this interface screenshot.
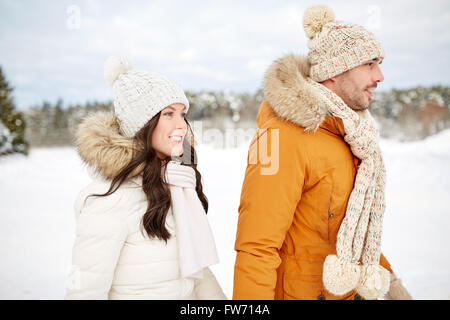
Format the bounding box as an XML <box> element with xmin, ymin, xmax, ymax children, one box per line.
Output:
<box><xmin>104</xmin><ymin>56</ymin><xmax>132</xmax><ymax>85</ymax></box>
<box><xmin>303</xmin><ymin>4</ymin><xmax>335</xmax><ymax>39</ymax></box>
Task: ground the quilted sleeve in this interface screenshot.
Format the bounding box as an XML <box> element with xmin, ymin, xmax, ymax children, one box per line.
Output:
<box><xmin>65</xmin><ymin>187</ymin><xmax>130</xmax><ymax>300</ymax></box>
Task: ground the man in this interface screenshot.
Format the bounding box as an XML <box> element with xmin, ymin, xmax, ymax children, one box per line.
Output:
<box><xmin>233</xmin><ymin>4</ymin><xmax>412</xmax><ymax>300</ymax></box>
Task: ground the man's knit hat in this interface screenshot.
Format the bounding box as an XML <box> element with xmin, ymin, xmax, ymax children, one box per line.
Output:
<box><xmin>104</xmin><ymin>56</ymin><xmax>189</xmax><ymax>137</ymax></box>
<box><xmin>303</xmin><ymin>4</ymin><xmax>385</xmax><ymax>82</ymax></box>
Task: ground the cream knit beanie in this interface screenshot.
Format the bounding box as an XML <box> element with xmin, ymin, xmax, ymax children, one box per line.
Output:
<box><xmin>104</xmin><ymin>56</ymin><xmax>189</xmax><ymax>137</ymax></box>
<box><xmin>303</xmin><ymin>4</ymin><xmax>385</xmax><ymax>82</ymax></box>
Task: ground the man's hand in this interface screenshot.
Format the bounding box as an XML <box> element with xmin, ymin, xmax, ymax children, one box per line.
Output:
<box><xmin>385</xmin><ymin>272</ymin><xmax>412</xmax><ymax>300</ymax></box>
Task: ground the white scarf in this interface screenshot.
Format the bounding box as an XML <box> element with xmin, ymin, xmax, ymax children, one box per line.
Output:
<box><xmin>165</xmin><ymin>161</ymin><xmax>219</xmax><ymax>279</ymax></box>
<box><xmin>309</xmin><ymin>79</ymin><xmax>390</xmax><ymax>299</ymax></box>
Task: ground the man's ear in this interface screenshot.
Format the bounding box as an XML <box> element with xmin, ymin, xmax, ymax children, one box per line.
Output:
<box><xmin>320</xmin><ymin>77</ymin><xmax>338</xmax><ymax>88</ymax></box>
<box><xmin>328</xmin><ymin>76</ymin><xmax>339</xmax><ymax>83</ymax></box>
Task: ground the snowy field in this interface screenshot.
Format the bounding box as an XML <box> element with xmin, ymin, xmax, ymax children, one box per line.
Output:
<box><xmin>1</xmin><ymin>130</ymin><xmax>449</xmax><ymax>300</ymax></box>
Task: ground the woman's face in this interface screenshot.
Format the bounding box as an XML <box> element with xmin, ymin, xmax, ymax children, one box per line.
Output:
<box><xmin>152</xmin><ymin>103</ymin><xmax>188</xmax><ymax>159</ymax></box>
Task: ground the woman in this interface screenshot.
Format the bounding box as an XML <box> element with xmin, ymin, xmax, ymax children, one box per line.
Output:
<box><xmin>65</xmin><ymin>56</ymin><xmax>226</xmax><ymax>300</ymax></box>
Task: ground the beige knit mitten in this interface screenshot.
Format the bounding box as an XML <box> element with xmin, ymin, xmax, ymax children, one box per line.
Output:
<box><xmin>384</xmin><ymin>272</ymin><xmax>412</xmax><ymax>300</ymax></box>
<box><xmin>194</xmin><ymin>268</ymin><xmax>228</xmax><ymax>300</ymax></box>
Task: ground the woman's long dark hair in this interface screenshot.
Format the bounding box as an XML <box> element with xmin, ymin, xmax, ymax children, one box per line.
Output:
<box><xmin>91</xmin><ymin>111</ymin><xmax>208</xmax><ymax>242</ymax></box>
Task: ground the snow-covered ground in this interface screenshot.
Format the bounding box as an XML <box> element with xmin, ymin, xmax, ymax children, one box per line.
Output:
<box><xmin>0</xmin><ymin>130</ymin><xmax>449</xmax><ymax>300</ymax></box>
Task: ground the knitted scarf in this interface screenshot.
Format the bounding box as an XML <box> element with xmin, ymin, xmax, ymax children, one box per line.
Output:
<box><xmin>308</xmin><ymin>79</ymin><xmax>390</xmax><ymax>299</ymax></box>
<box><xmin>165</xmin><ymin>161</ymin><xmax>219</xmax><ymax>279</ymax></box>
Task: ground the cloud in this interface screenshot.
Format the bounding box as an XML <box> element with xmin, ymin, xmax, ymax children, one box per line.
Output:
<box><xmin>0</xmin><ymin>0</ymin><xmax>449</xmax><ymax>109</ymax></box>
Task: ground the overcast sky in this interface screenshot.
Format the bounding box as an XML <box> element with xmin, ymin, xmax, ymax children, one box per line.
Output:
<box><xmin>1</xmin><ymin>0</ymin><xmax>449</xmax><ymax>110</ymax></box>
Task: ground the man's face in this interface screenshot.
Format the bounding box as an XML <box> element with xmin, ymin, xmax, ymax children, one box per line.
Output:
<box><xmin>333</xmin><ymin>58</ymin><xmax>384</xmax><ymax>111</ymax></box>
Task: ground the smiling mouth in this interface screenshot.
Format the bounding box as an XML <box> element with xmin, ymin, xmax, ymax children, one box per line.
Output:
<box><xmin>169</xmin><ymin>135</ymin><xmax>183</xmax><ymax>143</ymax></box>
<box><xmin>365</xmin><ymin>89</ymin><xmax>374</xmax><ymax>100</ymax></box>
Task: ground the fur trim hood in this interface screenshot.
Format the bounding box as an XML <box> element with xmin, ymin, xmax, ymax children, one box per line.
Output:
<box><xmin>263</xmin><ymin>54</ymin><xmax>330</xmax><ymax>131</ymax></box>
<box><xmin>75</xmin><ymin>112</ymin><xmax>144</xmax><ymax>180</ymax></box>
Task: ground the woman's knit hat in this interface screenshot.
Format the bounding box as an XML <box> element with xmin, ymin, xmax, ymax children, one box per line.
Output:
<box><xmin>104</xmin><ymin>56</ymin><xmax>189</xmax><ymax>137</ymax></box>
<box><xmin>303</xmin><ymin>4</ymin><xmax>385</xmax><ymax>82</ymax></box>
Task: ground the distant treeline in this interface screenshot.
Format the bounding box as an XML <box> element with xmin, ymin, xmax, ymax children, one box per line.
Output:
<box><xmin>22</xmin><ymin>85</ymin><xmax>450</xmax><ymax>147</ymax></box>
<box><xmin>24</xmin><ymin>90</ymin><xmax>264</xmax><ymax>147</ymax></box>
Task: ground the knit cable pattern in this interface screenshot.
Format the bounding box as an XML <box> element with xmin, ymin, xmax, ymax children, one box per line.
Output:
<box><xmin>308</xmin><ymin>79</ymin><xmax>390</xmax><ymax>299</ymax></box>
